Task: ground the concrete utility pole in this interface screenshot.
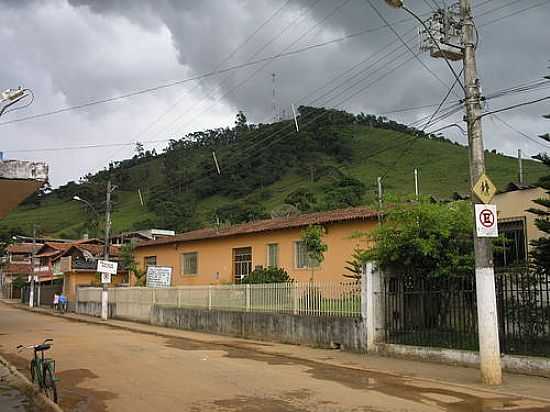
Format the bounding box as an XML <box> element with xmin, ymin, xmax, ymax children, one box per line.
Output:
<box><xmin>461</xmin><ymin>0</ymin><xmax>502</xmax><ymax>384</ymax></box>
<box><xmin>384</xmin><ymin>0</ymin><xmax>502</xmax><ymax>384</ymax></box>
<box><xmin>414</xmin><ymin>168</ymin><xmax>419</xmax><ymax>201</ymax></box>
<box><xmin>101</xmin><ymin>180</ymin><xmax>112</xmax><ymax>321</ymax></box>
<box><xmin>29</xmin><ymin>224</ymin><xmax>36</xmax><ymax>308</ymax></box>
<box><xmin>518</xmin><ymin>149</ymin><xmax>524</xmax><ymax>184</ymax></box>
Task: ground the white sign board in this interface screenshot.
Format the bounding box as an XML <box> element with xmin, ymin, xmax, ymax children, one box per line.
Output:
<box><xmin>97</xmin><ymin>260</ymin><xmax>118</xmax><ymax>275</ymax></box>
<box><xmin>146</xmin><ymin>266</ymin><xmax>172</xmax><ymax>288</ymax></box>
<box><xmin>101</xmin><ymin>272</ymin><xmax>112</xmax><ymax>284</ymax></box>
<box><xmin>475</xmin><ymin>204</ymin><xmax>498</xmax><ymax>238</ymax></box>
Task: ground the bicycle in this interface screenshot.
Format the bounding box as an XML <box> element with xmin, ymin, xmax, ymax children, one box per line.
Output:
<box><xmin>16</xmin><ymin>338</ymin><xmax>58</xmax><ymax>403</ymax></box>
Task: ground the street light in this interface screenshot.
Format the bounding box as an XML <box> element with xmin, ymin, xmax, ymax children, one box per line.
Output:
<box><xmin>384</xmin><ymin>0</ymin><xmax>403</xmax><ymax>8</ymax></box>
<box><xmin>73</xmin><ymin>195</ymin><xmax>101</xmax><ymax>234</ymax></box>
<box><xmin>0</xmin><ymin>87</ymin><xmax>33</xmax><ymax>117</ymax></box>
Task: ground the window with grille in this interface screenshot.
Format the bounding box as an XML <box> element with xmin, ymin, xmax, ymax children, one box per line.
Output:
<box><xmin>182</xmin><ymin>252</ymin><xmax>198</xmax><ymax>275</ymax></box>
<box><xmin>233</xmin><ymin>247</ymin><xmax>252</xmax><ymax>283</ymax></box>
<box><xmin>144</xmin><ymin>256</ymin><xmax>157</xmax><ymax>268</ymax></box>
<box><xmin>267</xmin><ymin>244</ymin><xmax>278</xmax><ymax>267</ymax></box>
<box><xmin>494</xmin><ymin>218</ymin><xmax>527</xmax><ymax>267</ymax></box>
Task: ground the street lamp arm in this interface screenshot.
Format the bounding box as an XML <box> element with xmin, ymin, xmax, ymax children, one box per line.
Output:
<box><xmin>72</xmin><ymin>195</ymin><xmax>100</xmax><ymax>220</ymax></box>
<box><xmin>0</xmin><ymin>90</ymin><xmax>33</xmax><ymax>118</ymax></box>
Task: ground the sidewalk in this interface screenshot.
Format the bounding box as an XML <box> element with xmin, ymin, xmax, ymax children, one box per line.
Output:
<box><xmin>4</xmin><ymin>299</ymin><xmax>550</xmax><ymax>404</ymax></box>
<box><xmin>0</xmin><ymin>353</ymin><xmax>62</xmax><ymax>412</ymax></box>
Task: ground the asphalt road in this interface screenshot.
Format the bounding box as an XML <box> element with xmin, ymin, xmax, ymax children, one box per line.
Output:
<box><xmin>1</xmin><ymin>303</ymin><xmax>550</xmax><ymax>412</ymax></box>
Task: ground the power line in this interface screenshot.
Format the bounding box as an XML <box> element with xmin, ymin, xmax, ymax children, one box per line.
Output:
<box><xmin>492</xmin><ymin>114</ymin><xmax>550</xmax><ymax>149</ymax></box>
<box><xmin>131</xmin><ymin>0</ymin><xmax>294</xmax><ymax>144</ymax></box>
<box><xmin>479</xmin><ymin>0</ymin><xmax>550</xmax><ymax>26</ymax></box>
<box><xmin>365</xmin><ymin>0</ymin><xmax>464</xmax><ymax>98</ymax></box>
<box><xmin>0</xmin><ymin>6</ymin><xmax>414</xmax><ymax>129</ymax></box>
<box><xmin>157</xmin><ymin>0</ymin><xmax>347</xmax><ymax>141</ymax></box>
<box><xmin>478</xmin><ymin>95</ymin><xmax>550</xmax><ymax>120</ymax></box>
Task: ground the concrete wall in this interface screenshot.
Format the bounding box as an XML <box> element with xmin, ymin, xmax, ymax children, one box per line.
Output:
<box><xmin>75</xmin><ymin>301</ymin><xmax>116</xmax><ymax>318</ymax></box>
<box><xmin>151</xmin><ymin>305</ymin><xmax>368</xmax><ymax>352</ymax></box>
<box><xmin>378</xmin><ymin>343</ymin><xmax>550</xmax><ymax>379</ymax></box>
<box><xmin>134</xmin><ymin>220</ymin><xmax>375</xmax><ymax>286</ymax></box>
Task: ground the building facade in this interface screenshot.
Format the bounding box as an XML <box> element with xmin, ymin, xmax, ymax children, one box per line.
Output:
<box><xmin>494</xmin><ymin>184</ymin><xmax>548</xmax><ymax>267</ymax></box>
<box><xmin>133</xmin><ymin>207</ymin><xmax>378</xmax><ymax>286</ymax></box>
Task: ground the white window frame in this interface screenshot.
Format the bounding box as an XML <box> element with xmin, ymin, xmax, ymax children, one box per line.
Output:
<box><xmin>294</xmin><ymin>241</ymin><xmax>307</xmax><ymax>269</ymax></box>
<box><xmin>266</xmin><ymin>243</ymin><xmax>278</xmax><ymax>267</ymax></box>
<box><xmin>294</xmin><ymin>240</ymin><xmax>320</xmax><ymax>269</ymax></box>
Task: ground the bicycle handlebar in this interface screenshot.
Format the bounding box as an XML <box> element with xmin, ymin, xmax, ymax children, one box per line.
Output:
<box><xmin>16</xmin><ymin>338</ymin><xmax>54</xmax><ymax>351</ymax></box>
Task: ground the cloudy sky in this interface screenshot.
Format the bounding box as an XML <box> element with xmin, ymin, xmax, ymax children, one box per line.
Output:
<box><xmin>1</xmin><ymin>0</ymin><xmax>549</xmax><ymax>187</ymax></box>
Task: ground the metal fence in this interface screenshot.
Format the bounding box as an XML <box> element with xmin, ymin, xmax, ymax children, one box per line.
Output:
<box><xmin>383</xmin><ymin>269</ymin><xmax>550</xmax><ymax>358</ymax></box>
<box><xmin>496</xmin><ymin>268</ymin><xmax>550</xmax><ymax>357</ymax></box>
<box><xmin>77</xmin><ymin>280</ymin><xmax>361</xmax><ymax>317</ymax></box>
<box><xmin>384</xmin><ymin>275</ymin><xmax>479</xmax><ymax>351</ymax></box>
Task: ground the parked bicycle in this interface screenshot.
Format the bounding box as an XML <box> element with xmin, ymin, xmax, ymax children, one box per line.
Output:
<box><xmin>16</xmin><ymin>338</ymin><xmax>58</xmax><ymax>403</ymax></box>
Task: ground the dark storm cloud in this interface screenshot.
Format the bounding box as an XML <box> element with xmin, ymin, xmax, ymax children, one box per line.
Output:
<box><xmin>1</xmin><ymin>0</ymin><xmax>549</xmax><ymax>186</ymax></box>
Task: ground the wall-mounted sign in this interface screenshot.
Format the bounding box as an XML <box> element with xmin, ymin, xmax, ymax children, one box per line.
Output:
<box><xmin>146</xmin><ymin>266</ymin><xmax>172</xmax><ymax>288</ymax></box>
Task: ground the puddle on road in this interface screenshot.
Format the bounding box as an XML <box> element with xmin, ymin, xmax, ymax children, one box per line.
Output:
<box><xmin>189</xmin><ymin>388</ymin><xmax>342</xmax><ymax>412</ymax></box>
<box><xmin>164</xmin><ymin>336</ymin><xmax>550</xmax><ymax>412</ymax></box>
<box><xmin>55</xmin><ymin>368</ymin><xmax>117</xmax><ymax>412</ymax></box>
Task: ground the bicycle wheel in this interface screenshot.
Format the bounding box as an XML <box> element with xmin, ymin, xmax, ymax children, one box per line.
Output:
<box><xmin>43</xmin><ymin>365</ymin><xmax>58</xmax><ymax>403</ymax></box>
<box><xmin>30</xmin><ymin>359</ymin><xmax>38</xmax><ymax>384</ymax></box>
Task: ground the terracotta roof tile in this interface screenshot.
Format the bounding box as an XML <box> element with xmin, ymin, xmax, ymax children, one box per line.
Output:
<box><xmin>4</xmin><ymin>263</ymin><xmax>33</xmax><ymax>274</ymax></box>
<box><xmin>6</xmin><ymin>243</ymin><xmax>37</xmax><ymax>254</ymax></box>
<box><xmin>72</xmin><ymin>244</ymin><xmax>120</xmax><ymax>257</ymax></box>
<box><xmin>137</xmin><ymin>206</ymin><xmax>379</xmax><ymax>248</ymax></box>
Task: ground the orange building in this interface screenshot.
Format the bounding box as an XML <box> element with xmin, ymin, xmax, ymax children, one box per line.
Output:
<box><xmin>133</xmin><ymin>207</ymin><xmax>379</xmax><ymax>286</ymax></box>
<box><xmin>55</xmin><ymin>244</ymin><xmax>127</xmax><ymax>302</ymax></box>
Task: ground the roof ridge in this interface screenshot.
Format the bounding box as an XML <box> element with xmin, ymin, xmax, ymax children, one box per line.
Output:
<box><xmin>136</xmin><ymin>206</ymin><xmax>378</xmax><ymax>248</ymax></box>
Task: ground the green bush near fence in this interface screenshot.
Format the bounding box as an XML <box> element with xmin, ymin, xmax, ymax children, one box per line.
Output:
<box><xmin>241</xmin><ymin>267</ymin><xmax>293</xmax><ymax>284</ymax></box>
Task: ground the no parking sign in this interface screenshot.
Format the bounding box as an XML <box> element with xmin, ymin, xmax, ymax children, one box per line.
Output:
<box><xmin>475</xmin><ymin>204</ymin><xmax>498</xmax><ymax>238</ymax></box>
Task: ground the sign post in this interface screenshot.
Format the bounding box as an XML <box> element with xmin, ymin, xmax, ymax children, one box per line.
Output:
<box><xmin>97</xmin><ymin>260</ymin><xmax>117</xmax><ymax>286</ymax></box>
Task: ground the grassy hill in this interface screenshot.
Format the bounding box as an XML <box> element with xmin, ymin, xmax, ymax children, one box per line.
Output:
<box><xmin>1</xmin><ymin>109</ymin><xmax>546</xmax><ymax>239</ymax></box>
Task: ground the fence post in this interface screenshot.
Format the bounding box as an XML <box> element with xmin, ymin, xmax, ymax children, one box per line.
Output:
<box><xmin>208</xmin><ymin>285</ymin><xmax>212</xmax><ymax>311</ymax></box>
<box><xmin>365</xmin><ymin>262</ymin><xmax>384</xmax><ymax>352</ymax></box>
<box><xmin>245</xmin><ymin>284</ymin><xmax>251</xmax><ymax>312</ymax></box>
<box><xmin>293</xmin><ymin>283</ymin><xmax>299</xmax><ymax>315</ymax></box>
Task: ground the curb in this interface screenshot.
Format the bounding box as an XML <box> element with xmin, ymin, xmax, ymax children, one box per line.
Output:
<box><xmin>0</xmin><ymin>354</ymin><xmax>63</xmax><ymax>412</ymax></box>
<box><xmin>4</xmin><ymin>300</ymin><xmax>550</xmax><ymax>405</ymax></box>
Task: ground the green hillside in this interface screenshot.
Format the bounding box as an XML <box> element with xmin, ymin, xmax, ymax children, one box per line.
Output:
<box><xmin>1</xmin><ymin>107</ymin><xmax>546</xmax><ymax>239</ymax></box>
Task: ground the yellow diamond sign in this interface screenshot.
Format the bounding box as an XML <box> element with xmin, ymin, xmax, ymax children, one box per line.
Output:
<box><xmin>473</xmin><ymin>173</ymin><xmax>497</xmax><ymax>204</ymax></box>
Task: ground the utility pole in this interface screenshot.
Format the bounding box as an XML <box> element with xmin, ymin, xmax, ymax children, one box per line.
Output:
<box><xmin>414</xmin><ymin>168</ymin><xmax>419</xmax><ymax>201</ymax></box>
<box><xmin>29</xmin><ymin>224</ymin><xmax>36</xmax><ymax>308</ymax></box>
<box><xmin>377</xmin><ymin>177</ymin><xmax>384</xmax><ymax>225</ymax></box>
<box><xmin>384</xmin><ymin>0</ymin><xmax>502</xmax><ymax>384</ymax></box>
<box><xmin>101</xmin><ymin>180</ymin><xmax>112</xmax><ymax>321</ymax></box>
<box><xmin>518</xmin><ymin>149</ymin><xmax>524</xmax><ymax>184</ymax></box>
<box><xmin>461</xmin><ymin>0</ymin><xmax>502</xmax><ymax>384</ymax></box>
<box><xmin>272</xmin><ymin>73</ymin><xmax>277</xmax><ymax>122</ymax></box>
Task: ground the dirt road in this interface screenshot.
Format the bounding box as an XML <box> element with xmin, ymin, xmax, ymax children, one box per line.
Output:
<box><xmin>1</xmin><ymin>303</ymin><xmax>549</xmax><ymax>412</ymax></box>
